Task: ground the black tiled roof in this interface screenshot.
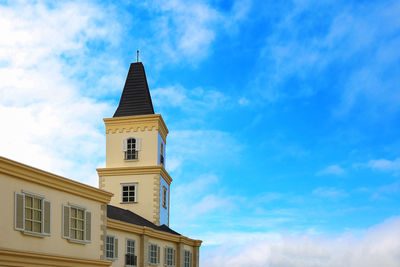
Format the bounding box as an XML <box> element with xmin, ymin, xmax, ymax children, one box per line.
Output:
<box><xmin>107</xmin><ymin>205</ymin><xmax>181</xmax><ymax>236</ymax></box>
<box><xmin>113</xmin><ymin>62</ymin><xmax>155</xmax><ymax>117</ymax></box>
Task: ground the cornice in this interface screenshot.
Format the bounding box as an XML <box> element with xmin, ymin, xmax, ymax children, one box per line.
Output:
<box><xmin>97</xmin><ymin>166</ymin><xmax>173</xmax><ymax>185</ymax></box>
<box><xmin>0</xmin><ymin>157</ymin><xmax>113</xmax><ymax>204</ymax></box>
<box><xmin>107</xmin><ymin>218</ymin><xmax>202</xmax><ymax>247</ymax></box>
<box><xmin>0</xmin><ymin>248</ymin><xmax>112</xmax><ymax>267</ymax></box>
<box><xmin>104</xmin><ymin>114</ymin><xmax>169</xmax><ymax>143</ymax></box>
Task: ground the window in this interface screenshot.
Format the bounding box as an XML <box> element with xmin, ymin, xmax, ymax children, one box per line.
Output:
<box><xmin>165</xmin><ymin>247</ymin><xmax>176</xmax><ymax>267</ymax></box>
<box><xmin>126</xmin><ymin>239</ymin><xmax>137</xmax><ymax>266</ymax></box>
<box><xmin>106</xmin><ymin>235</ymin><xmax>118</xmax><ymax>260</ymax></box>
<box><xmin>160</xmin><ymin>142</ymin><xmax>164</xmax><ymax>165</ymax></box>
<box><xmin>121</xmin><ymin>183</ymin><xmax>137</xmax><ymax>203</ymax></box>
<box><xmin>184</xmin><ymin>250</ymin><xmax>192</xmax><ymax>267</ymax></box>
<box><xmin>162</xmin><ymin>186</ymin><xmax>167</xmax><ymax>209</ymax></box>
<box><xmin>70</xmin><ymin>207</ymin><xmax>85</xmax><ymax>240</ymax></box>
<box><xmin>14</xmin><ymin>191</ymin><xmax>51</xmax><ymax>236</ymax></box>
<box><xmin>62</xmin><ymin>203</ymin><xmax>91</xmax><ymax>243</ymax></box>
<box><xmin>149</xmin><ymin>243</ymin><xmax>160</xmax><ymax>265</ymax></box>
<box><xmin>123</xmin><ymin>137</ymin><xmax>141</xmax><ymax>160</ymax></box>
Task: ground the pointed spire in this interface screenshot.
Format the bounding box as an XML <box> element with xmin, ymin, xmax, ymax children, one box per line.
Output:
<box><xmin>113</xmin><ymin>62</ymin><xmax>155</xmax><ymax>117</ymax></box>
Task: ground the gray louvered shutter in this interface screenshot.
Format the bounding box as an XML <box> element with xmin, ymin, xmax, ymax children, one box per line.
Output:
<box><xmin>62</xmin><ymin>204</ymin><xmax>70</xmax><ymax>238</ymax></box>
<box><xmin>123</xmin><ymin>139</ymin><xmax>128</xmax><ymax>152</ymax></box>
<box><xmin>43</xmin><ymin>200</ymin><xmax>51</xmax><ymax>235</ymax></box>
<box><xmin>15</xmin><ymin>192</ymin><xmax>24</xmax><ymax>231</ymax></box>
<box><xmin>136</xmin><ymin>138</ymin><xmax>141</xmax><ymax>150</ymax></box>
<box><xmin>115</xmin><ymin>238</ymin><xmax>118</xmax><ymax>259</ymax></box>
<box><xmin>157</xmin><ymin>245</ymin><xmax>160</xmax><ymax>264</ymax></box>
<box><xmin>164</xmin><ymin>247</ymin><xmax>167</xmax><ymax>266</ymax></box>
<box><xmin>85</xmin><ymin>210</ymin><xmax>91</xmax><ymax>241</ymax></box>
<box><xmin>148</xmin><ymin>244</ymin><xmax>151</xmax><ymax>262</ymax></box>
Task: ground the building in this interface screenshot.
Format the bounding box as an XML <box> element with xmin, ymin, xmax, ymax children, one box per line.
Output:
<box><xmin>0</xmin><ymin>61</ymin><xmax>202</xmax><ymax>267</ymax></box>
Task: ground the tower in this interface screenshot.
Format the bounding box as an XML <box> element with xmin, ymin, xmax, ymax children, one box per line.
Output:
<box><xmin>97</xmin><ymin>62</ymin><xmax>170</xmax><ymax>226</ymax></box>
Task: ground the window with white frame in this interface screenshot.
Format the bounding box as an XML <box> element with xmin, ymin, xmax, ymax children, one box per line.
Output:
<box><xmin>162</xmin><ymin>186</ymin><xmax>167</xmax><ymax>209</ymax></box>
<box><xmin>149</xmin><ymin>243</ymin><xmax>160</xmax><ymax>265</ymax></box>
<box><xmin>106</xmin><ymin>235</ymin><xmax>118</xmax><ymax>260</ymax></box>
<box><xmin>165</xmin><ymin>246</ymin><xmax>176</xmax><ymax>267</ymax></box>
<box><xmin>62</xmin><ymin>203</ymin><xmax>91</xmax><ymax>243</ymax></box>
<box><xmin>184</xmin><ymin>250</ymin><xmax>192</xmax><ymax>267</ymax></box>
<box><xmin>126</xmin><ymin>239</ymin><xmax>137</xmax><ymax>266</ymax></box>
<box><xmin>123</xmin><ymin>137</ymin><xmax>141</xmax><ymax>160</ymax></box>
<box><xmin>70</xmin><ymin>206</ymin><xmax>85</xmax><ymax>240</ymax></box>
<box><xmin>14</xmin><ymin>191</ymin><xmax>51</xmax><ymax>236</ymax></box>
<box><xmin>121</xmin><ymin>183</ymin><xmax>137</xmax><ymax>203</ymax></box>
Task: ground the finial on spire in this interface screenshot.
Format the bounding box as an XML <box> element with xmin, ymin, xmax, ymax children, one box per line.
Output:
<box><xmin>137</xmin><ymin>50</ymin><xmax>139</xmax><ymax>62</ymax></box>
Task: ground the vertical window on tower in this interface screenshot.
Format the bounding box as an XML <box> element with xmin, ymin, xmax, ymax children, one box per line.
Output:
<box><xmin>160</xmin><ymin>142</ymin><xmax>164</xmax><ymax>166</ymax></box>
<box><xmin>162</xmin><ymin>186</ymin><xmax>167</xmax><ymax>209</ymax></box>
<box><xmin>125</xmin><ymin>138</ymin><xmax>138</xmax><ymax>160</ymax></box>
<box><xmin>121</xmin><ymin>183</ymin><xmax>137</xmax><ymax>203</ymax></box>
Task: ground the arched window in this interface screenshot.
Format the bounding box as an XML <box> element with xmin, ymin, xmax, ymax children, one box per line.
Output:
<box><xmin>124</xmin><ymin>138</ymin><xmax>139</xmax><ymax>160</ymax></box>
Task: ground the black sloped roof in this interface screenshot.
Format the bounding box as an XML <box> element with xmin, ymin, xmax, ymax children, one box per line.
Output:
<box><xmin>107</xmin><ymin>205</ymin><xmax>181</xmax><ymax>236</ymax></box>
<box><xmin>113</xmin><ymin>62</ymin><xmax>155</xmax><ymax>117</ymax></box>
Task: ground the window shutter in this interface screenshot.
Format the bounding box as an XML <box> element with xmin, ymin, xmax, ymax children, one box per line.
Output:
<box><xmin>164</xmin><ymin>247</ymin><xmax>167</xmax><ymax>266</ymax></box>
<box><xmin>85</xmin><ymin>210</ymin><xmax>91</xmax><ymax>241</ymax></box>
<box><xmin>62</xmin><ymin>204</ymin><xmax>70</xmax><ymax>238</ymax></box>
<box><xmin>43</xmin><ymin>200</ymin><xmax>51</xmax><ymax>235</ymax></box>
<box><xmin>115</xmin><ymin>238</ymin><xmax>118</xmax><ymax>259</ymax></box>
<box><xmin>157</xmin><ymin>245</ymin><xmax>160</xmax><ymax>264</ymax></box>
<box><xmin>14</xmin><ymin>192</ymin><xmax>24</xmax><ymax>231</ymax></box>
<box><xmin>148</xmin><ymin>244</ymin><xmax>151</xmax><ymax>262</ymax></box>
<box><xmin>136</xmin><ymin>138</ymin><xmax>141</xmax><ymax>151</ymax></box>
<box><xmin>123</xmin><ymin>139</ymin><xmax>128</xmax><ymax>152</ymax></box>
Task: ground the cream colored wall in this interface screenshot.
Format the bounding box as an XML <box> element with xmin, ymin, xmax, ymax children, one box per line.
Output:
<box><xmin>107</xmin><ymin>228</ymin><xmax>141</xmax><ymax>267</ymax></box>
<box><xmin>102</xmin><ymin>174</ymin><xmax>160</xmax><ymax>224</ymax></box>
<box><xmin>0</xmin><ymin>173</ymin><xmax>104</xmax><ymax>260</ymax></box>
<box><xmin>106</xmin><ymin>129</ymin><xmax>159</xmax><ymax>168</ymax></box>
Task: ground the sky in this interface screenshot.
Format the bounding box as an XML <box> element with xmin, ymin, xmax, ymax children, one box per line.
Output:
<box><xmin>1</xmin><ymin>0</ymin><xmax>400</xmax><ymax>266</ymax></box>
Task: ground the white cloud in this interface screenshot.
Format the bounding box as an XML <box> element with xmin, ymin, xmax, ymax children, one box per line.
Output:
<box><xmin>0</xmin><ymin>1</ymin><xmax>121</xmax><ymax>186</ymax></box>
<box><xmin>317</xmin><ymin>164</ymin><xmax>345</xmax><ymax>176</ymax></box>
<box><xmin>202</xmin><ymin>216</ymin><xmax>400</xmax><ymax>267</ymax></box>
<box><xmin>312</xmin><ymin>187</ymin><xmax>348</xmax><ymax>199</ymax></box>
<box><xmin>366</xmin><ymin>158</ymin><xmax>400</xmax><ymax>172</ymax></box>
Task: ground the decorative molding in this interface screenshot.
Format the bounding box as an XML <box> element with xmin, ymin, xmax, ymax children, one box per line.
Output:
<box><xmin>107</xmin><ymin>218</ymin><xmax>202</xmax><ymax>247</ymax></box>
<box><xmin>0</xmin><ymin>248</ymin><xmax>111</xmax><ymax>267</ymax></box>
<box><xmin>0</xmin><ymin>157</ymin><xmax>113</xmax><ymax>204</ymax></box>
<box><xmin>96</xmin><ymin>166</ymin><xmax>173</xmax><ymax>185</ymax></box>
<box><xmin>104</xmin><ymin>114</ymin><xmax>169</xmax><ymax>143</ymax></box>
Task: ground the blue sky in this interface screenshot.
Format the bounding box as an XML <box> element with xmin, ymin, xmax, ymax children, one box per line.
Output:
<box><xmin>1</xmin><ymin>0</ymin><xmax>400</xmax><ymax>266</ymax></box>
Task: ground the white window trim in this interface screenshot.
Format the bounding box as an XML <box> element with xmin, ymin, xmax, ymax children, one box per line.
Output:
<box><xmin>106</xmin><ymin>234</ymin><xmax>118</xmax><ymax>260</ymax></box>
<box><xmin>165</xmin><ymin>246</ymin><xmax>176</xmax><ymax>267</ymax></box>
<box><xmin>15</xmin><ymin>191</ymin><xmax>50</xmax><ymax>237</ymax></box>
<box><xmin>184</xmin><ymin>250</ymin><xmax>192</xmax><ymax>267</ymax></box>
<box><xmin>126</xmin><ymin>238</ymin><xmax>137</xmax><ymax>267</ymax></box>
<box><xmin>124</xmin><ymin>137</ymin><xmax>141</xmax><ymax>161</ymax></box>
<box><xmin>149</xmin><ymin>243</ymin><xmax>160</xmax><ymax>266</ymax></box>
<box><xmin>63</xmin><ymin>203</ymin><xmax>91</xmax><ymax>244</ymax></box>
<box><xmin>120</xmin><ymin>183</ymin><xmax>138</xmax><ymax>203</ymax></box>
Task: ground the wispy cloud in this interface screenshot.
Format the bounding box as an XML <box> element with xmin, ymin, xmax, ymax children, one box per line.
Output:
<box><xmin>317</xmin><ymin>164</ymin><xmax>345</xmax><ymax>176</ymax></box>
<box><xmin>366</xmin><ymin>158</ymin><xmax>400</xmax><ymax>172</ymax></box>
<box><xmin>250</xmin><ymin>0</ymin><xmax>400</xmax><ymax>116</ymax></box>
<box><xmin>202</xmin><ymin>216</ymin><xmax>400</xmax><ymax>267</ymax></box>
<box><xmin>312</xmin><ymin>187</ymin><xmax>348</xmax><ymax>199</ymax></box>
